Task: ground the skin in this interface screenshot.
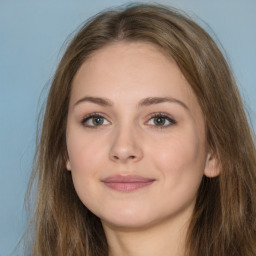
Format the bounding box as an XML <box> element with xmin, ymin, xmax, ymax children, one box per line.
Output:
<box><xmin>66</xmin><ymin>41</ymin><xmax>219</xmax><ymax>256</ymax></box>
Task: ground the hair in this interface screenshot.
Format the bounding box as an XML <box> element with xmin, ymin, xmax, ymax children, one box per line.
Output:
<box><xmin>25</xmin><ymin>3</ymin><xmax>256</xmax><ymax>256</ymax></box>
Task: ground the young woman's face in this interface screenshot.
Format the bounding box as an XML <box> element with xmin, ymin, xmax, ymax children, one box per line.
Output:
<box><xmin>66</xmin><ymin>42</ymin><xmax>217</xmax><ymax>230</ymax></box>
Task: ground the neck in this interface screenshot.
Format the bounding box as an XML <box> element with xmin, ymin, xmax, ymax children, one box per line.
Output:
<box><xmin>102</xmin><ymin>215</ymin><xmax>190</xmax><ymax>256</ymax></box>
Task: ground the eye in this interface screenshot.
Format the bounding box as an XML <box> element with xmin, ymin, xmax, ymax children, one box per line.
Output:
<box><xmin>81</xmin><ymin>113</ymin><xmax>110</xmax><ymax>128</ymax></box>
<box><xmin>147</xmin><ymin>113</ymin><xmax>176</xmax><ymax>128</ymax></box>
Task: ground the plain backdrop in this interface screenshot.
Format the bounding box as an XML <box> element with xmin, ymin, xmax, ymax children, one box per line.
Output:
<box><xmin>0</xmin><ymin>0</ymin><xmax>255</xmax><ymax>255</ymax></box>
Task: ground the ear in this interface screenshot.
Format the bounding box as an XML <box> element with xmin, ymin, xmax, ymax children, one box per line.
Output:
<box><xmin>66</xmin><ymin>160</ymin><xmax>71</xmax><ymax>171</ymax></box>
<box><xmin>204</xmin><ymin>153</ymin><xmax>221</xmax><ymax>178</ymax></box>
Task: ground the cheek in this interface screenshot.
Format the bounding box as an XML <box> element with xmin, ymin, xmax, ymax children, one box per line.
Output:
<box><xmin>147</xmin><ymin>129</ymin><xmax>206</xmax><ymax>213</ymax></box>
<box><xmin>149</xmin><ymin>127</ymin><xmax>206</xmax><ymax>185</ymax></box>
<box><xmin>66</xmin><ymin>132</ymin><xmax>107</xmax><ymax>197</ymax></box>
<box><xmin>67</xmin><ymin>130</ymin><xmax>106</xmax><ymax>171</ymax></box>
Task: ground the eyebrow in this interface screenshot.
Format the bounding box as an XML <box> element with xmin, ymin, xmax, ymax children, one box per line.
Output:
<box><xmin>138</xmin><ymin>97</ymin><xmax>189</xmax><ymax>110</ymax></box>
<box><xmin>74</xmin><ymin>96</ymin><xmax>113</xmax><ymax>107</ymax></box>
<box><xmin>74</xmin><ymin>96</ymin><xmax>189</xmax><ymax>111</ymax></box>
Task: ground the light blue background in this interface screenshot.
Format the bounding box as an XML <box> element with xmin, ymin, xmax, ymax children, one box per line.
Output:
<box><xmin>0</xmin><ymin>0</ymin><xmax>255</xmax><ymax>255</ymax></box>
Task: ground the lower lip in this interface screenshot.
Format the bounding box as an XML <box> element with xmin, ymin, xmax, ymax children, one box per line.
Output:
<box><xmin>103</xmin><ymin>181</ymin><xmax>154</xmax><ymax>192</ymax></box>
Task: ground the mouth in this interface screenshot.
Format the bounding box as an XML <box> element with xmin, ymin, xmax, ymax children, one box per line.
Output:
<box><xmin>101</xmin><ymin>175</ymin><xmax>156</xmax><ymax>192</ymax></box>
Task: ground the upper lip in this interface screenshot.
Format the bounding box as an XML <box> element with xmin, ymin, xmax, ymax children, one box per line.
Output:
<box><xmin>101</xmin><ymin>175</ymin><xmax>155</xmax><ymax>183</ymax></box>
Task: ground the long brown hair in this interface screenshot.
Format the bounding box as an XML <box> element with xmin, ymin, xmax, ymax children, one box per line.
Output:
<box><xmin>26</xmin><ymin>3</ymin><xmax>256</xmax><ymax>255</ymax></box>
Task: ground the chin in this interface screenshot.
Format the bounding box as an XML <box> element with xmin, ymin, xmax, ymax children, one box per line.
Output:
<box><xmin>99</xmin><ymin>209</ymin><xmax>162</xmax><ymax>230</ymax></box>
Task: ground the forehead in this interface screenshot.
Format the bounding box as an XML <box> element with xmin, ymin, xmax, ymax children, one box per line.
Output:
<box><xmin>71</xmin><ymin>41</ymin><xmax>200</xmax><ymax>113</ymax></box>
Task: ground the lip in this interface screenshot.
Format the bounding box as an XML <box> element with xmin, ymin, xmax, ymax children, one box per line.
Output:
<box><xmin>101</xmin><ymin>175</ymin><xmax>155</xmax><ymax>192</ymax></box>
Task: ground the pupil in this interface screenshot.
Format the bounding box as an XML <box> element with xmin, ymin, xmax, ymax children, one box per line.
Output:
<box><xmin>155</xmin><ymin>117</ymin><xmax>165</xmax><ymax>125</ymax></box>
<box><xmin>94</xmin><ymin>117</ymin><xmax>103</xmax><ymax>125</ymax></box>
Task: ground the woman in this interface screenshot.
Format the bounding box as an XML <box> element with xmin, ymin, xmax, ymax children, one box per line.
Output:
<box><xmin>26</xmin><ymin>3</ymin><xmax>256</xmax><ymax>256</ymax></box>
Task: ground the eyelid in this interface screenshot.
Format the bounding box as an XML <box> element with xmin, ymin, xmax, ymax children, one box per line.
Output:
<box><xmin>146</xmin><ymin>112</ymin><xmax>177</xmax><ymax>128</ymax></box>
<box><xmin>81</xmin><ymin>112</ymin><xmax>111</xmax><ymax>128</ymax></box>
<box><xmin>80</xmin><ymin>112</ymin><xmax>176</xmax><ymax>129</ymax></box>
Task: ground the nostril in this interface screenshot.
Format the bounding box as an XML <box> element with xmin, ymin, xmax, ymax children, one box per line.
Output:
<box><xmin>111</xmin><ymin>154</ymin><xmax>137</xmax><ymax>161</ymax></box>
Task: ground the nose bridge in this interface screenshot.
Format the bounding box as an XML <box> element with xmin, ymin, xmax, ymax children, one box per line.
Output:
<box><xmin>109</xmin><ymin>121</ymin><xmax>143</xmax><ymax>163</ymax></box>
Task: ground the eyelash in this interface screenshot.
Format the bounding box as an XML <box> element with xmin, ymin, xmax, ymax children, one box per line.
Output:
<box><xmin>81</xmin><ymin>113</ymin><xmax>110</xmax><ymax>128</ymax></box>
<box><xmin>148</xmin><ymin>113</ymin><xmax>177</xmax><ymax>128</ymax></box>
<box><xmin>81</xmin><ymin>112</ymin><xmax>176</xmax><ymax>129</ymax></box>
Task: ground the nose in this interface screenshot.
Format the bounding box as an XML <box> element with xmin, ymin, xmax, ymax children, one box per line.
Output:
<box><xmin>109</xmin><ymin>126</ymin><xmax>143</xmax><ymax>163</ymax></box>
